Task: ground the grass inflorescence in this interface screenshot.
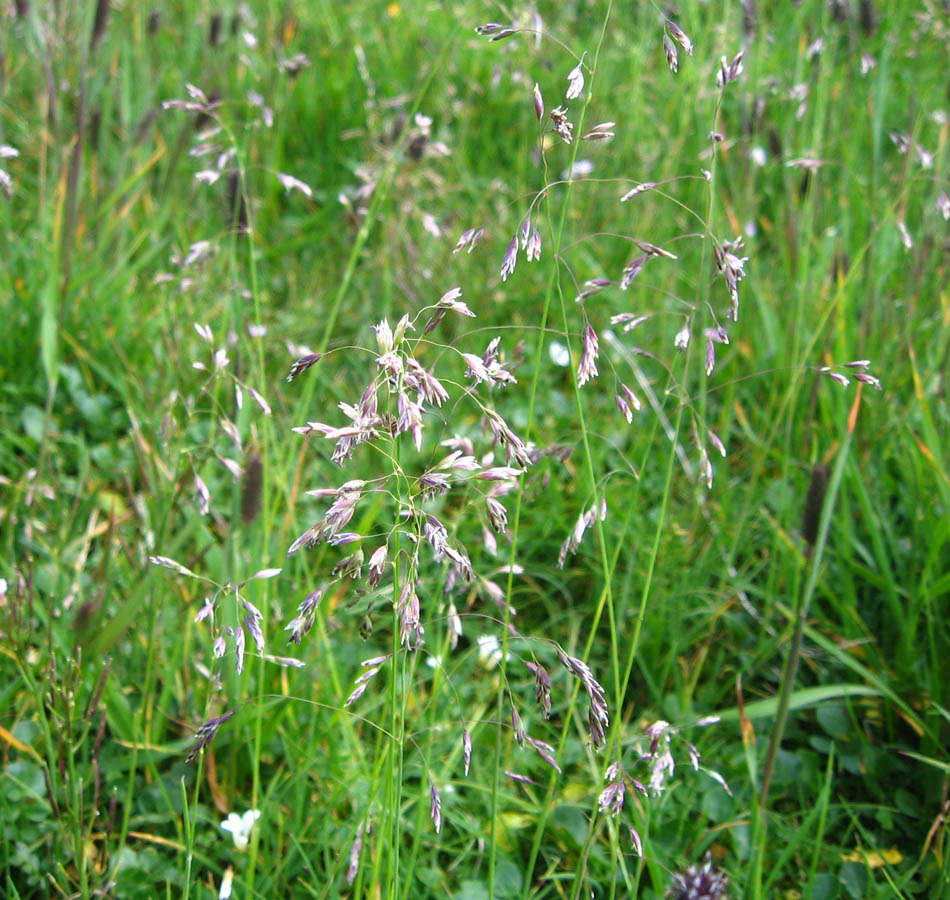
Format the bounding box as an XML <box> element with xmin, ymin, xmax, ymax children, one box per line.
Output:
<box><xmin>1</xmin><ymin>2</ymin><xmax>948</xmax><ymax>899</ymax></box>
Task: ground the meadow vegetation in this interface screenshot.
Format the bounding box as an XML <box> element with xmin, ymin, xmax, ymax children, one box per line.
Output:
<box><xmin>1</xmin><ymin>1</ymin><xmax>949</xmax><ymax>898</ymax></box>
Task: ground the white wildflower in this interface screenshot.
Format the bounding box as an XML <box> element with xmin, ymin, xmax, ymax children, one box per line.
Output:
<box><xmin>221</xmin><ymin>809</ymin><xmax>260</xmax><ymax>850</ymax></box>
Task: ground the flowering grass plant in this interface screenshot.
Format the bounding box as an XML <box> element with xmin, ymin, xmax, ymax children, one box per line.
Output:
<box><xmin>0</xmin><ymin>2</ymin><xmax>947</xmax><ymax>899</ymax></box>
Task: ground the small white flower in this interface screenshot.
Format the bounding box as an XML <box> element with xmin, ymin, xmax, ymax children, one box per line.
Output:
<box><xmin>221</xmin><ymin>809</ymin><xmax>260</xmax><ymax>850</ymax></box>
<box><xmin>476</xmin><ymin>634</ymin><xmax>505</xmax><ymax>669</ymax></box>
<box><xmin>563</xmin><ymin>159</ymin><xmax>594</xmax><ymax>179</ymax></box>
<box><xmin>421</xmin><ymin>211</ymin><xmax>441</xmax><ymax>237</ymax></box>
<box><xmin>219</xmin><ymin>866</ymin><xmax>234</xmax><ymax>899</ymax></box>
<box><xmin>750</xmin><ymin>146</ymin><xmax>766</xmax><ymax>167</ymax></box>
<box><xmin>549</xmin><ymin>340</ymin><xmax>570</xmax><ymax>367</ymax></box>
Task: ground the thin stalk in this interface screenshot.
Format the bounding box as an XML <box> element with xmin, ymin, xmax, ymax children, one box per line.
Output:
<box><xmin>507</xmin><ymin>7</ymin><xmax>615</xmax><ymax>899</ymax></box>
<box><xmin>758</xmin><ymin>562</ymin><xmax>804</xmax><ymax>806</ymax></box>
<box><xmin>317</xmin><ymin>44</ymin><xmax>452</xmax><ymax>354</ymax></box>
<box><xmin>232</xmin><ymin>117</ymin><xmax>275</xmax><ymax>898</ymax></box>
<box><xmin>387</xmin><ymin>533</ymin><xmax>405</xmax><ymax>900</ymax></box>
<box><xmin>754</xmin><ymin>429</ymin><xmax>853</xmax><ymax>892</ymax></box>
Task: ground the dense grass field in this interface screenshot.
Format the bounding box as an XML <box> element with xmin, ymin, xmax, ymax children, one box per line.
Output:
<box><xmin>1</xmin><ymin>1</ymin><xmax>949</xmax><ymax>898</ymax></box>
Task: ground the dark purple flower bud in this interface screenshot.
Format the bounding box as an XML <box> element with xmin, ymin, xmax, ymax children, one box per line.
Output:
<box><xmin>621</xmin><ymin>255</ymin><xmax>649</xmax><ymax>289</ymax></box>
<box><xmin>616</xmin><ymin>393</ymin><xmax>633</xmax><ymax>424</ymax></box>
<box><xmin>512</xmin><ymin>707</ymin><xmax>526</xmax><ymax>746</ymax></box>
<box><xmin>423</xmin><ymin>308</ymin><xmax>447</xmax><ymax>334</ymax></box>
<box><xmin>187</xmin><ymin>710</ymin><xmax>234</xmax><ymax>762</ymax></box>
<box><xmin>597</xmin><ymin>777</ymin><xmax>625</xmax><ymax>815</ymax></box>
<box><xmin>286</xmin><ymin>352</ymin><xmax>322</xmax><ymax>382</ymax></box>
<box><xmin>825</xmin><ymin>370</ymin><xmax>850</xmax><ymax>388</ymax></box>
<box><xmin>663</xmin><ymin>34</ymin><xmax>678</xmax><ymax>73</ymax></box>
<box><xmin>853</xmin><ymin>372</ymin><xmax>882</xmax><ymax>389</ymax></box>
<box><xmin>667</xmin><ymin>21</ymin><xmax>693</xmax><ymax>54</ymax></box>
<box><xmin>628</xmin><ymin>826</ymin><xmax>642</xmax><ymax>856</ymax></box>
<box><xmin>453</xmin><ymin>227</ymin><xmax>477</xmax><ymax>253</ymax></box>
<box><xmin>528</xmin><ymin>737</ymin><xmax>561</xmax><ymax>773</ymax></box>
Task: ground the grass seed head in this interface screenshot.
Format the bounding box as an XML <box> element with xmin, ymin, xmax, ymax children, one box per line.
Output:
<box><xmin>801</xmin><ymin>465</ymin><xmax>829</xmax><ymax>550</ymax></box>
<box><xmin>666</xmin><ymin>856</ymin><xmax>729</xmax><ymax>900</ymax></box>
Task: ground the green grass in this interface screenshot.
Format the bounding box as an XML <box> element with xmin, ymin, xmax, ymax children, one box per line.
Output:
<box><xmin>1</xmin><ymin>1</ymin><xmax>949</xmax><ymax>898</ymax></box>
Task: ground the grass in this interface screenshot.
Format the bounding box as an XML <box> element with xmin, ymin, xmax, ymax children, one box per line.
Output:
<box><xmin>1</xmin><ymin>1</ymin><xmax>949</xmax><ymax>898</ymax></box>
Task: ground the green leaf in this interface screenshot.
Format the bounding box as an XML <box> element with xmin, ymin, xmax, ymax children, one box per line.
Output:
<box><xmin>811</xmin><ymin>872</ymin><xmax>840</xmax><ymax>900</ymax></box>
<box><xmin>816</xmin><ymin>705</ymin><xmax>851</xmax><ymax>740</ymax></box>
<box><xmin>552</xmin><ymin>804</ymin><xmax>587</xmax><ymax>849</ymax></box>
<box><xmin>493</xmin><ymin>858</ymin><xmax>523</xmax><ymax>899</ymax></box>
<box><xmin>455</xmin><ymin>880</ymin><xmax>489</xmax><ymax>900</ymax></box>
<box><xmin>712</xmin><ymin>684</ymin><xmax>882</xmax><ymax>722</ymax></box>
<box><xmin>839</xmin><ymin>862</ymin><xmax>867</xmax><ymax>899</ymax></box>
<box><xmin>20</xmin><ymin>404</ymin><xmax>46</xmax><ymax>443</ymax></box>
